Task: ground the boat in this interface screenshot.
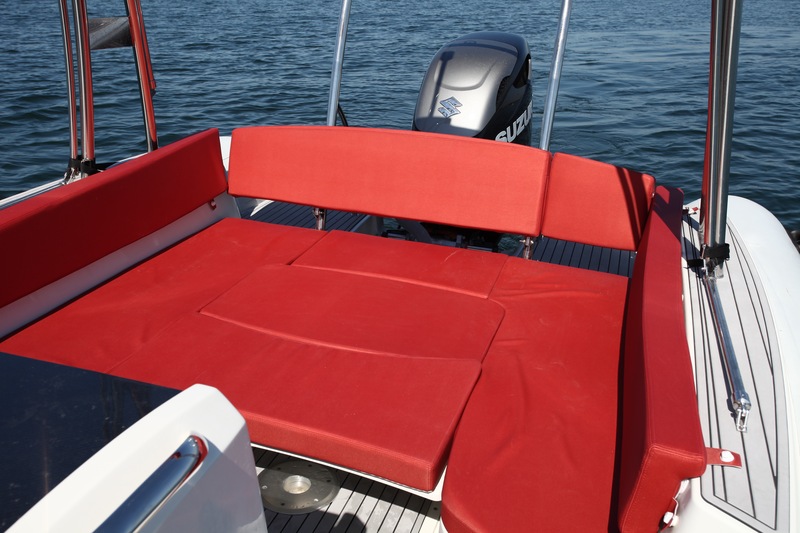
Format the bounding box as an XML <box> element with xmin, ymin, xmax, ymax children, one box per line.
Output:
<box><xmin>1</xmin><ymin>0</ymin><xmax>799</xmax><ymax>531</ymax></box>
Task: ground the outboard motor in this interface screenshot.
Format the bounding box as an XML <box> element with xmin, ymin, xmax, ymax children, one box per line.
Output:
<box><xmin>391</xmin><ymin>32</ymin><xmax>532</xmax><ymax>251</ymax></box>
<box><xmin>413</xmin><ymin>32</ymin><xmax>533</xmax><ymax>145</ymax></box>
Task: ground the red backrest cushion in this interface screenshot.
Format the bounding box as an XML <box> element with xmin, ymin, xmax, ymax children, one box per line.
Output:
<box><xmin>227</xmin><ymin>126</ymin><xmax>550</xmax><ymax>236</ymax></box>
<box><xmin>543</xmin><ymin>152</ymin><xmax>655</xmax><ymax>251</ymax></box>
<box><xmin>617</xmin><ymin>186</ymin><xmax>706</xmax><ymax>532</ymax></box>
<box><xmin>0</xmin><ymin>128</ymin><xmax>227</xmax><ymax>308</ymax></box>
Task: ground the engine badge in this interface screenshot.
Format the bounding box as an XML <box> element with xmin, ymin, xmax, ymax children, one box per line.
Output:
<box><xmin>437</xmin><ymin>97</ymin><xmax>462</xmax><ymax>118</ymax></box>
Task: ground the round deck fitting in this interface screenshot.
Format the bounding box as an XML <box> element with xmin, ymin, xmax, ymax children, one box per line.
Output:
<box><xmin>258</xmin><ymin>459</ymin><xmax>340</xmax><ymax>514</ymax></box>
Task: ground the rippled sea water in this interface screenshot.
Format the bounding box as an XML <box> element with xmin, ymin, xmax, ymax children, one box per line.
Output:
<box><xmin>1</xmin><ymin>0</ymin><xmax>798</xmax><ymax>229</ymax></box>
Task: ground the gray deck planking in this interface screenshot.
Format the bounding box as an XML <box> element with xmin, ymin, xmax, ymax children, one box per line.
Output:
<box><xmin>253</xmin><ymin>449</ymin><xmax>440</xmax><ymax>533</ymax></box>
<box><xmin>682</xmin><ymin>211</ymin><xmax>789</xmax><ymax>532</ymax></box>
<box><xmin>245</xmin><ymin>200</ymin><xmax>365</xmax><ymax>232</ymax></box>
<box><xmin>532</xmin><ymin>235</ymin><xmax>635</xmax><ymax>277</ymax></box>
<box><xmin>241</xmin><ymin>200</ymin><xmax>634</xmax><ymax>277</ymax></box>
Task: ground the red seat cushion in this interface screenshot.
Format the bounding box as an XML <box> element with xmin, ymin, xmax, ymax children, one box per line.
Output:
<box><xmin>111</xmin><ymin>313</ymin><xmax>481</xmax><ymax>491</ymax></box>
<box><xmin>201</xmin><ymin>264</ymin><xmax>504</xmax><ymax>361</ymax></box>
<box><xmin>0</xmin><ymin>218</ymin><xmax>324</xmax><ymax>372</ymax></box>
<box><xmin>442</xmin><ymin>258</ymin><xmax>629</xmax><ymax>532</ymax></box>
<box><xmin>1</xmin><ymin>217</ymin><xmax>500</xmax><ymax>491</ymax></box>
<box><xmin>617</xmin><ymin>187</ymin><xmax>705</xmax><ymax>532</ymax></box>
<box><xmin>293</xmin><ymin>230</ymin><xmax>509</xmax><ymax>298</ymax></box>
<box><xmin>543</xmin><ymin>152</ymin><xmax>655</xmax><ymax>251</ymax></box>
<box><xmin>0</xmin><ymin>129</ymin><xmax>227</xmax><ymax>309</ymax></box>
<box><xmin>228</xmin><ymin>126</ymin><xmax>550</xmax><ymax>236</ymax></box>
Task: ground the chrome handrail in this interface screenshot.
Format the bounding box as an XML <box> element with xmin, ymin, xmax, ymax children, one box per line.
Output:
<box><xmin>95</xmin><ymin>435</ymin><xmax>207</xmax><ymax>533</ymax></box>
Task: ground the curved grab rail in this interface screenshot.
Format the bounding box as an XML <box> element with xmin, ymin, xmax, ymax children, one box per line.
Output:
<box><xmin>95</xmin><ymin>435</ymin><xmax>207</xmax><ymax>533</ymax></box>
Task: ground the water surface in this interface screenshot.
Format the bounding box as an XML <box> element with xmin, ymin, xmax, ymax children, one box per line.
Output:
<box><xmin>1</xmin><ymin>0</ymin><xmax>798</xmax><ymax>229</ymax></box>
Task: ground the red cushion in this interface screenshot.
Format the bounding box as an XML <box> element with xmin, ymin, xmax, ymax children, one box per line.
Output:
<box><xmin>543</xmin><ymin>152</ymin><xmax>655</xmax><ymax>251</ymax></box>
<box><xmin>227</xmin><ymin>126</ymin><xmax>550</xmax><ymax>236</ymax></box>
<box><xmin>0</xmin><ymin>218</ymin><xmax>323</xmax><ymax>371</ymax></box>
<box><xmin>201</xmin><ymin>264</ymin><xmax>504</xmax><ymax>361</ymax></box>
<box><xmin>111</xmin><ymin>313</ymin><xmax>481</xmax><ymax>491</ymax></box>
<box><xmin>442</xmin><ymin>258</ymin><xmax>629</xmax><ymax>532</ymax></box>
<box><xmin>617</xmin><ymin>186</ymin><xmax>706</xmax><ymax>532</ymax></box>
<box><xmin>0</xmin><ymin>129</ymin><xmax>227</xmax><ymax>308</ymax></box>
<box><xmin>293</xmin><ymin>230</ymin><xmax>509</xmax><ymax>297</ymax></box>
<box><xmin>1</xmin><ymin>218</ymin><xmax>493</xmax><ymax>491</ymax></box>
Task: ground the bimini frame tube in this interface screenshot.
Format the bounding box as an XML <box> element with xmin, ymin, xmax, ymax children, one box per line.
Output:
<box><xmin>327</xmin><ymin>0</ymin><xmax>352</xmax><ymax>128</ymax></box>
<box><xmin>539</xmin><ymin>0</ymin><xmax>572</xmax><ymax>152</ymax></box>
<box><xmin>700</xmin><ymin>0</ymin><xmax>750</xmax><ymax>432</ymax></box>
<box><xmin>701</xmin><ymin>0</ymin><xmax>743</xmax><ymax>274</ymax></box>
<box><xmin>315</xmin><ymin>0</ymin><xmax>353</xmax><ymax>231</ymax></box>
<box><xmin>126</xmin><ymin>0</ymin><xmax>159</xmax><ymax>152</ymax></box>
<box><xmin>72</xmin><ymin>0</ymin><xmax>96</xmax><ymax>177</ymax></box>
<box><xmin>705</xmin><ymin>274</ymin><xmax>751</xmax><ymax>431</ymax></box>
<box><xmin>58</xmin><ymin>0</ymin><xmax>81</xmax><ymax>183</ymax></box>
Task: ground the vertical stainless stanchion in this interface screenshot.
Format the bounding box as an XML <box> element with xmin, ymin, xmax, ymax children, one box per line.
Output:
<box><xmin>700</xmin><ymin>0</ymin><xmax>750</xmax><ymax>432</ymax></box>
<box><xmin>526</xmin><ymin>0</ymin><xmax>572</xmax><ymax>259</ymax></box>
<box><xmin>701</xmin><ymin>0</ymin><xmax>743</xmax><ymax>276</ymax></box>
<box><xmin>315</xmin><ymin>0</ymin><xmax>353</xmax><ymax>231</ymax></box>
<box><xmin>327</xmin><ymin>0</ymin><xmax>352</xmax><ymax>128</ymax></box>
<box><xmin>539</xmin><ymin>0</ymin><xmax>572</xmax><ymax>153</ymax></box>
<box><xmin>72</xmin><ymin>0</ymin><xmax>96</xmax><ymax>177</ymax></box>
<box><xmin>126</xmin><ymin>0</ymin><xmax>159</xmax><ymax>152</ymax></box>
<box><xmin>58</xmin><ymin>0</ymin><xmax>81</xmax><ymax>183</ymax></box>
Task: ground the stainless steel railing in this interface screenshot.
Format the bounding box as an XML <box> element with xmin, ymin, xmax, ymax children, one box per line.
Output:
<box><xmin>95</xmin><ymin>435</ymin><xmax>207</xmax><ymax>533</ymax></box>
<box><xmin>700</xmin><ymin>0</ymin><xmax>751</xmax><ymax>432</ymax></box>
<box><xmin>539</xmin><ymin>0</ymin><xmax>572</xmax><ymax>153</ymax></box>
<box><xmin>58</xmin><ymin>0</ymin><xmax>158</xmax><ymax>182</ymax></box>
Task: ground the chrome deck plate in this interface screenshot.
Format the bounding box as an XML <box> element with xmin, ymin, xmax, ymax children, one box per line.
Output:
<box><xmin>259</xmin><ymin>459</ymin><xmax>340</xmax><ymax>515</ymax></box>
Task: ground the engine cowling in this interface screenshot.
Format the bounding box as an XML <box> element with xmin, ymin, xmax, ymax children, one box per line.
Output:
<box><xmin>412</xmin><ymin>32</ymin><xmax>533</xmax><ymax>146</ymax></box>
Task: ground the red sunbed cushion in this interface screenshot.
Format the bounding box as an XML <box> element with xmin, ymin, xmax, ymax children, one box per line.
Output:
<box><xmin>1</xmin><ymin>217</ymin><xmax>497</xmax><ymax>491</ymax></box>
<box><xmin>0</xmin><ymin>218</ymin><xmax>324</xmax><ymax>371</ymax></box>
<box><xmin>543</xmin><ymin>152</ymin><xmax>655</xmax><ymax>251</ymax></box>
<box><xmin>201</xmin><ymin>264</ymin><xmax>504</xmax><ymax>361</ymax></box>
<box><xmin>227</xmin><ymin>126</ymin><xmax>550</xmax><ymax>236</ymax></box>
<box><xmin>292</xmin><ymin>230</ymin><xmax>509</xmax><ymax>297</ymax></box>
<box><xmin>442</xmin><ymin>258</ymin><xmax>629</xmax><ymax>532</ymax></box>
<box><xmin>0</xmin><ymin>129</ymin><xmax>227</xmax><ymax>309</ymax></box>
<box><xmin>111</xmin><ymin>313</ymin><xmax>481</xmax><ymax>491</ymax></box>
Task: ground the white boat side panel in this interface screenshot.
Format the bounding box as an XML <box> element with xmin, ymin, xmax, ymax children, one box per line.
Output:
<box><xmin>727</xmin><ymin>196</ymin><xmax>800</xmax><ymax>533</ymax></box>
<box><xmin>678</xmin><ymin>479</ymin><xmax>771</xmax><ymax>533</ymax></box>
<box><xmin>8</xmin><ymin>384</ymin><xmax>267</xmax><ymax>533</ymax></box>
<box><xmin>0</xmin><ymin>192</ymin><xmax>239</xmax><ymax>338</ymax></box>
<box><xmin>221</xmin><ymin>134</ymin><xmax>231</xmax><ymax>171</ymax></box>
<box><xmin>680</xmin><ymin>197</ymin><xmax>798</xmax><ymax>532</ymax></box>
